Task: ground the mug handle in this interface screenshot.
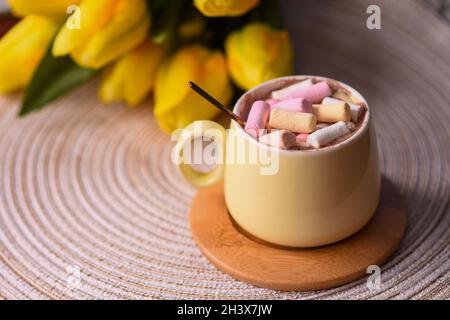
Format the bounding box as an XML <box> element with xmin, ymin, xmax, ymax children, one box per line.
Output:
<box><xmin>174</xmin><ymin>120</ymin><xmax>226</xmax><ymax>188</ymax></box>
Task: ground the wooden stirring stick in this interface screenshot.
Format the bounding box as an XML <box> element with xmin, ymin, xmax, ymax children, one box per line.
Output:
<box><xmin>188</xmin><ymin>81</ymin><xmax>246</xmax><ymax>126</ymax></box>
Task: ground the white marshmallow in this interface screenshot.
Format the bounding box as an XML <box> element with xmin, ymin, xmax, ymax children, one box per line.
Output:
<box><xmin>271</xmin><ymin>79</ymin><xmax>314</xmax><ymax>100</ymax></box>
<box><xmin>322</xmin><ymin>97</ymin><xmax>363</xmax><ymax>122</ymax></box>
<box><xmin>307</xmin><ymin>121</ymin><xmax>350</xmax><ymax>149</ymax></box>
<box><xmin>259</xmin><ymin>130</ymin><xmax>296</xmax><ymax>149</ymax></box>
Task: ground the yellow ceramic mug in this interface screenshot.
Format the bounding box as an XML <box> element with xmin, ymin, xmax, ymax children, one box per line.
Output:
<box><xmin>175</xmin><ymin>75</ymin><xmax>380</xmax><ymax>247</ymax></box>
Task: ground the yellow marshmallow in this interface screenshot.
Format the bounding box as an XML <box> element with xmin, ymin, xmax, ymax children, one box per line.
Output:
<box><xmin>312</xmin><ymin>103</ymin><xmax>351</xmax><ymax>123</ymax></box>
<box><xmin>269</xmin><ymin>109</ymin><xmax>316</xmax><ymax>133</ymax></box>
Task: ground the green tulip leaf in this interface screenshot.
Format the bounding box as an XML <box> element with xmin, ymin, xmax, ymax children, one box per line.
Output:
<box><xmin>19</xmin><ymin>43</ymin><xmax>97</xmax><ymax>116</ymax></box>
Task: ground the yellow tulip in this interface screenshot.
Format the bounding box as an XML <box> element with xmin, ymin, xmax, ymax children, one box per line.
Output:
<box><xmin>154</xmin><ymin>45</ymin><xmax>232</xmax><ymax>134</ymax></box>
<box><xmin>0</xmin><ymin>16</ymin><xmax>59</xmax><ymax>93</ymax></box>
<box><xmin>99</xmin><ymin>39</ymin><xmax>164</xmax><ymax>106</ymax></box>
<box><xmin>8</xmin><ymin>0</ymin><xmax>81</xmax><ymax>19</ymax></box>
<box><xmin>194</xmin><ymin>0</ymin><xmax>259</xmax><ymax>17</ymax></box>
<box><xmin>225</xmin><ymin>23</ymin><xmax>293</xmax><ymax>90</ymax></box>
<box><xmin>53</xmin><ymin>0</ymin><xmax>150</xmax><ymax>69</ymax></box>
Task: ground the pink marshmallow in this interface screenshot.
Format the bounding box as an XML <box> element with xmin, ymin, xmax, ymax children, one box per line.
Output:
<box><xmin>271</xmin><ymin>98</ymin><xmax>312</xmax><ymax>113</ymax></box>
<box><xmin>265</xmin><ymin>98</ymin><xmax>279</xmax><ymax>107</ymax></box>
<box><xmin>245</xmin><ymin>101</ymin><xmax>270</xmax><ymax>138</ymax></box>
<box><xmin>296</xmin><ymin>133</ymin><xmax>308</xmax><ymax>142</ymax></box>
<box><xmin>288</xmin><ymin>81</ymin><xmax>332</xmax><ymax>103</ymax></box>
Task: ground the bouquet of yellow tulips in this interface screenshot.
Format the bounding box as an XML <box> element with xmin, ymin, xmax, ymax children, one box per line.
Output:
<box><xmin>0</xmin><ymin>0</ymin><xmax>293</xmax><ymax>133</ymax></box>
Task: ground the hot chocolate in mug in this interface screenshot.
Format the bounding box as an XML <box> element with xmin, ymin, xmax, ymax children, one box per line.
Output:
<box><xmin>175</xmin><ymin>75</ymin><xmax>380</xmax><ymax>247</ymax></box>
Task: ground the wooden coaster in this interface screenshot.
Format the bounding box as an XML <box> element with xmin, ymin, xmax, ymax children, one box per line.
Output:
<box><xmin>190</xmin><ymin>176</ymin><xmax>407</xmax><ymax>291</ymax></box>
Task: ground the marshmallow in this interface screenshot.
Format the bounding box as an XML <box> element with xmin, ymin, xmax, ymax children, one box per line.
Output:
<box><xmin>312</xmin><ymin>102</ymin><xmax>351</xmax><ymax>123</ymax></box>
<box><xmin>245</xmin><ymin>101</ymin><xmax>270</xmax><ymax>138</ymax></box>
<box><xmin>316</xmin><ymin>123</ymin><xmax>329</xmax><ymax>130</ymax></box>
<box><xmin>346</xmin><ymin>121</ymin><xmax>356</xmax><ymax>131</ymax></box>
<box><xmin>271</xmin><ymin>79</ymin><xmax>313</xmax><ymax>100</ymax></box>
<box><xmin>269</xmin><ymin>109</ymin><xmax>317</xmax><ymax>133</ymax></box>
<box><xmin>322</xmin><ymin>97</ymin><xmax>363</xmax><ymax>122</ymax></box>
<box><xmin>333</xmin><ymin>89</ymin><xmax>361</xmax><ymax>104</ymax></box>
<box><xmin>307</xmin><ymin>121</ymin><xmax>350</xmax><ymax>148</ymax></box>
<box><xmin>259</xmin><ymin>130</ymin><xmax>296</xmax><ymax>149</ymax></box>
<box><xmin>288</xmin><ymin>81</ymin><xmax>333</xmax><ymax>103</ymax></box>
<box><xmin>271</xmin><ymin>98</ymin><xmax>312</xmax><ymax>113</ymax></box>
<box><xmin>295</xmin><ymin>133</ymin><xmax>311</xmax><ymax>149</ymax></box>
<box><xmin>296</xmin><ymin>140</ymin><xmax>311</xmax><ymax>149</ymax></box>
<box><xmin>265</xmin><ymin>98</ymin><xmax>279</xmax><ymax>107</ymax></box>
<box><xmin>296</xmin><ymin>133</ymin><xmax>308</xmax><ymax>142</ymax></box>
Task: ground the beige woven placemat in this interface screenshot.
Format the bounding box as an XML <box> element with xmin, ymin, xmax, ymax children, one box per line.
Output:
<box><xmin>0</xmin><ymin>0</ymin><xmax>449</xmax><ymax>299</ymax></box>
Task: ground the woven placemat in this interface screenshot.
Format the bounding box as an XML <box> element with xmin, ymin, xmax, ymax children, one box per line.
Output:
<box><xmin>0</xmin><ymin>0</ymin><xmax>449</xmax><ymax>299</ymax></box>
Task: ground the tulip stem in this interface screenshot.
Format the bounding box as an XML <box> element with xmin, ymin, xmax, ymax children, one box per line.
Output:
<box><xmin>188</xmin><ymin>81</ymin><xmax>246</xmax><ymax>126</ymax></box>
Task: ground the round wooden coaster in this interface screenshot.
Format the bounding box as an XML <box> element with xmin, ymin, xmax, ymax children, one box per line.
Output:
<box><xmin>190</xmin><ymin>176</ymin><xmax>407</xmax><ymax>291</ymax></box>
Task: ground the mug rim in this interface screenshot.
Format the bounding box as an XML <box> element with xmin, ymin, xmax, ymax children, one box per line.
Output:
<box><xmin>232</xmin><ymin>75</ymin><xmax>371</xmax><ymax>157</ymax></box>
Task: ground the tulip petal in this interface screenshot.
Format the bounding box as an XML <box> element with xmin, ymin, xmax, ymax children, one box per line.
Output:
<box><xmin>70</xmin><ymin>0</ymin><xmax>150</xmax><ymax>69</ymax></box>
<box><xmin>261</xmin><ymin>31</ymin><xmax>293</xmax><ymax>83</ymax></box>
<box><xmin>52</xmin><ymin>0</ymin><xmax>117</xmax><ymax>56</ymax></box>
<box><xmin>225</xmin><ymin>23</ymin><xmax>293</xmax><ymax>90</ymax></box>
<box><xmin>123</xmin><ymin>41</ymin><xmax>164</xmax><ymax>105</ymax></box>
<box><xmin>0</xmin><ymin>16</ymin><xmax>59</xmax><ymax>93</ymax></box>
<box><xmin>98</xmin><ymin>63</ymin><xmax>125</xmax><ymax>104</ymax></box>
<box><xmin>154</xmin><ymin>47</ymin><xmax>206</xmax><ymax>115</ymax></box>
<box><xmin>154</xmin><ymin>45</ymin><xmax>232</xmax><ymax>133</ymax></box>
<box><xmin>194</xmin><ymin>0</ymin><xmax>259</xmax><ymax>17</ymax></box>
<box><xmin>8</xmin><ymin>0</ymin><xmax>81</xmax><ymax>19</ymax></box>
<box><xmin>99</xmin><ymin>39</ymin><xmax>164</xmax><ymax>106</ymax></box>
